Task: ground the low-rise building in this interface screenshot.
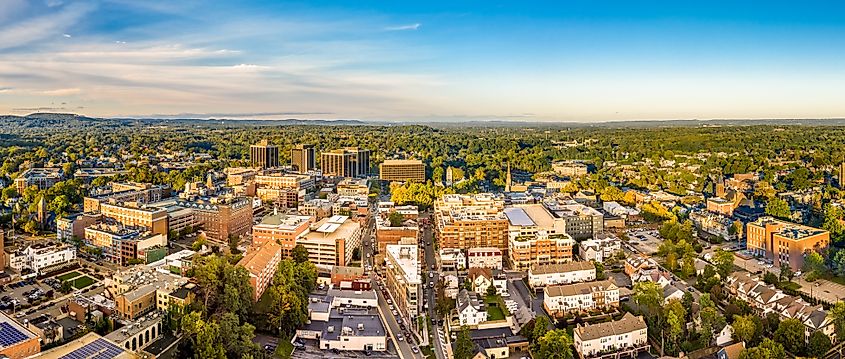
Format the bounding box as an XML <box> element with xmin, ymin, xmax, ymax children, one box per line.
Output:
<box><xmin>467</xmin><ymin>247</ymin><xmax>503</xmax><ymax>270</ymax></box>
<box><xmin>746</xmin><ymin>216</ymin><xmax>829</xmax><ymax>271</ymax></box>
<box><xmin>29</xmin><ymin>333</ymin><xmax>132</xmax><ymax>359</ymax></box>
<box><xmin>297</xmin><ymin>215</ymin><xmax>362</xmax><ymax>266</ymax></box>
<box><xmin>0</xmin><ymin>312</ymin><xmax>41</xmax><ymax>359</ymax></box>
<box><xmin>238</xmin><ymin>240</ymin><xmax>283</xmax><ymax>301</ymax></box>
<box><xmin>105</xmin><ymin>313</ymin><xmax>163</xmax><ymax>353</ymax></box>
<box><xmin>251</xmin><ymin>211</ymin><xmax>314</xmax><ymax>255</ymax></box>
<box><xmin>84</xmin><ymin>222</ymin><xmax>166</xmax><ymax>266</ymax></box>
<box><xmin>543</xmin><ymin>200</ymin><xmax>604</xmax><ymax>240</ymax></box>
<box><xmin>14</xmin><ymin>167</ymin><xmax>63</xmax><ymax>193</ymax></box>
<box><xmin>297</xmin><ymin>290</ymin><xmax>387</xmax><ymax>352</ymax></box>
<box><xmin>384</xmin><ymin>245</ymin><xmax>422</xmax><ymax>321</ymax></box>
<box><xmin>456</xmin><ymin>289</ymin><xmax>487</xmax><ymax>326</ymax></box>
<box><xmin>7</xmin><ymin>242</ymin><xmax>76</xmax><ymax>275</ymax></box>
<box><xmin>468</xmin><ymin>268</ymin><xmax>508</xmax><ymax>296</ymax></box>
<box><xmin>56</xmin><ymin>212</ymin><xmax>102</xmax><ymax>241</ymax></box>
<box><xmin>108</xmin><ymin>266</ymin><xmax>188</xmax><ymax>319</ymax></box>
<box><xmin>26</xmin><ymin>315</ymin><xmax>63</xmax><ymax>346</ymax></box>
<box><xmin>543</xmin><ymin>279</ymin><xmax>619</xmax><ymax>316</ymax></box>
<box><xmin>573</xmin><ymin>312</ymin><xmax>649</xmax><ymax>359</ymax></box>
<box><xmin>438</xmin><ymin>248</ymin><xmax>466</xmax><ymax>272</ymax></box>
<box><xmin>578</xmin><ymin>233</ymin><xmax>622</xmax><ymax>263</ymax></box>
<box><xmin>528</xmin><ymin>261</ymin><xmax>597</xmax><ymax>289</ymax></box>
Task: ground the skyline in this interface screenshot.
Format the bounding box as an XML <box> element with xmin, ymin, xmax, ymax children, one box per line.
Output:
<box><xmin>1</xmin><ymin>1</ymin><xmax>844</xmax><ymax>122</ymax></box>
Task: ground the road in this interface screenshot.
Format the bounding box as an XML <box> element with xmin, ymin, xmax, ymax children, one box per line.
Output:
<box><xmin>420</xmin><ymin>211</ymin><xmax>447</xmax><ymax>359</ymax></box>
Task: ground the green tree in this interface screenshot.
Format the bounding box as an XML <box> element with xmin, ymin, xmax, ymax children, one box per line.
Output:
<box><xmin>733</xmin><ymin>314</ymin><xmax>757</xmax><ymax>344</ymax></box>
<box><xmin>830</xmin><ymin>301</ymin><xmax>845</xmax><ymax>340</ymax></box>
<box><xmin>633</xmin><ymin>281</ymin><xmax>663</xmax><ymax>316</ymax></box>
<box><xmin>534</xmin><ymin>329</ymin><xmax>574</xmax><ymax>359</ymax></box>
<box><xmin>181</xmin><ymin>311</ymin><xmax>226</xmax><ymax>359</ymax></box>
<box><xmin>60</xmin><ymin>280</ymin><xmax>73</xmax><ymax>294</ymax></box>
<box><xmin>388</xmin><ymin>211</ymin><xmax>404</xmax><ymax>227</ymax></box>
<box><xmin>738</xmin><ymin>338</ymin><xmax>785</xmax><ymax>359</ymax></box>
<box><xmin>807</xmin><ymin>330</ymin><xmax>832</xmax><ymax>358</ymax></box>
<box><xmin>594</xmin><ymin>261</ymin><xmax>606</xmax><ymax>280</ymax></box>
<box><xmin>292</xmin><ymin>244</ymin><xmax>309</xmax><ymax>264</ymax></box>
<box><xmin>804</xmin><ymin>251</ymin><xmax>826</xmax><ymax>278</ymax></box>
<box><xmin>774</xmin><ymin>318</ymin><xmax>805</xmax><ymax>355</ymax></box>
<box><xmin>765</xmin><ymin>197</ymin><xmax>791</xmax><ymax>220</ymax></box>
<box><xmin>531</xmin><ymin>316</ymin><xmax>551</xmax><ymax>345</ymax></box>
<box><xmin>453</xmin><ymin>327</ymin><xmax>475</xmax><ymax>359</ymax></box>
<box><xmin>779</xmin><ymin>264</ymin><xmax>794</xmax><ymax>282</ymax></box>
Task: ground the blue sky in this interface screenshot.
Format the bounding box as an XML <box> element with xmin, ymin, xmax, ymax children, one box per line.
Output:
<box><xmin>0</xmin><ymin>0</ymin><xmax>844</xmax><ymax>122</ymax></box>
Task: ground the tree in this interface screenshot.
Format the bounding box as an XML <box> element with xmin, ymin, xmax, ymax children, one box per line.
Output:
<box><xmin>774</xmin><ymin>318</ymin><xmax>805</xmax><ymax>355</ymax></box>
<box><xmin>531</xmin><ymin>316</ymin><xmax>551</xmax><ymax>344</ymax></box>
<box><xmin>739</xmin><ymin>338</ymin><xmax>785</xmax><ymax>359</ymax></box>
<box><xmin>733</xmin><ymin>314</ymin><xmax>757</xmax><ymax>344</ymax></box>
<box><xmin>830</xmin><ymin>301</ymin><xmax>845</xmax><ymax>340</ymax></box>
<box><xmin>713</xmin><ymin>248</ymin><xmax>735</xmax><ymax>279</ymax></box>
<box><xmin>633</xmin><ymin>281</ymin><xmax>663</xmax><ymax>316</ymax></box>
<box><xmin>803</xmin><ymin>251</ymin><xmax>826</xmax><ymax>278</ymax></box>
<box><xmin>435</xmin><ymin>280</ymin><xmax>455</xmax><ymax>318</ymax></box>
<box><xmin>681</xmin><ymin>253</ymin><xmax>696</xmax><ymax>279</ymax></box>
<box><xmin>765</xmin><ymin>197</ymin><xmax>791</xmax><ymax>220</ymax></box>
<box><xmin>60</xmin><ymin>281</ymin><xmax>73</xmax><ymax>294</ymax></box>
<box><xmin>779</xmin><ymin>264</ymin><xmax>794</xmax><ymax>282</ymax></box>
<box><xmin>594</xmin><ymin>261</ymin><xmax>606</xmax><ymax>280</ymax></box>
<box><xmin>762</xmin><ymin>312</ymin><xmax>780</xmax><ymax>337</ymax></box>
<box><xmin>807</xmin><ymin>330</ymin><xmax>832</xmax><ymax>358</ymax></box>
<box><xmin>699</xmin><ymin>306</ymin><xmax>726</xmax><ymax>346</ymax></box>
<box><xmin>763</xmin><ymin>271</ymin><xmax>778</xmax><ymax>285</ymax></box>
<box><xmin>486</xmin><ymin>283</ymin><xmax>497</xmax><ymax>297</ymax></box>
<box><xmin>292</xmin><ymin>244</ymin><xmax>309</xmax><ymax>264</ymax></box>
<box><xmin>388</xmin><ymin>211</ymin><xmax>404</xmax><ymax>227</ymax></box>
<box><xmin>453</xmin><ymin>327</ymin><xmax>475</xmax><ymax>359</ymax></box>
<box><xmin>534</xmin><ymin>329</ymin><xmax>574</xmax><ymax>359</ymax></box>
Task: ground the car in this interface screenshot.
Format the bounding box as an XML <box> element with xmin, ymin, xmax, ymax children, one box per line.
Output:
<box><xmin>429</xmin><ymin>272</ymin><xmax>434</xmax><ymax>278</ymax></box>
<box><xmin>795</xmin><ymin>271</ymin><xmax>803</xmax><ymax>277</ymax></box>
<box><xmin>364</xmin><ymin>350</ymin><xmax>373</xmax><ymax>356</ymax></box>
<box><xmin>263</xmin><ymin>344</ymin><xmax>277</xmax><ymax>352</ymax></box>
<box><xmin>392</xmin><ymin>310</ymin><xmax>399</xmax><ymax>316</ymax></box>
<box><xmin>412</xmin><ymin>347</ymin><xmax>419</xmax><ymax>354</ymax></box>
<box><xmin>397</xmin><ymin>335</ymin><xmax>404</xmax><ymax>341</ymax></box>
<box><xmin>389</xmin><ymin>305</ymin><xmax>395</xmax><ymax>310</ymax></box>
<box><xmin>292</xmin><ymin>342</ymin><xmax>305</xmax><ymax>349</ymax></box>
<box><xmin>387</xmin><ymin>299</ymin><xmax>392</xmax><ymax>305</ymax></box>
<box><xmin>429</xmin><ymin>282</ymin><xmax>434</xmax><ymax>288</ymax></box>
<box><xmin>686</xmin><ymin>287</ymin><xmax>694</xmax><ymax>292</ymax></box>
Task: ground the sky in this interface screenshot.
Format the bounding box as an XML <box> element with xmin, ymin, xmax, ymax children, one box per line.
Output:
<box><xmin>1</xmin><ymin>1</ymin><xmax>844</xmax><ymax>122</ymax></box>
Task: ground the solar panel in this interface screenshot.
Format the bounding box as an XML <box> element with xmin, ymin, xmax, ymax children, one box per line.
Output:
<box><xmin>60</xmin><ymin>338</ymin><xmax>125</xmax><ymax>359</ymax></box>
<box><xmin>0</xmin><ymin>322</ymin><xmax>30</xmax><ymax>347</ymax></box>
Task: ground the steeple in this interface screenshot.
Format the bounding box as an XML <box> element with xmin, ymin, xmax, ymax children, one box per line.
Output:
<box><xmin>505</xmin><ymin>162</ymin><xmax>512</xmax><ymax>192</ymax></box>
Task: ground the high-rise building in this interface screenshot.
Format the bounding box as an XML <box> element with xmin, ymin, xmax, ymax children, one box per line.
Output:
<box><xmin>175</xmin><ymin>196</ymin><xmax>253</xmax><ymax>244</ymax></box>
<box><xmin>291</xmin><ymin>144</ymin><xmax>316</xmax><ymax>174</ymax></box>
<box><xmin>379</xmin><ymin>159</ymin><xmax>425</xmax><ymax>182</ymax></box>
<box><xmin>434</xmin><ymin>194</ymin><xmax>509</xmax><ymax>251</ymax></box>
<box><xmin>320</xmin><ymin>147</ymin><xmax>370</xmax><ymax>177</ymax></box>
<box><xmin>250</xmin><ymin>140</ymin><xmax>280</xmax><ymax>169</ymax></box>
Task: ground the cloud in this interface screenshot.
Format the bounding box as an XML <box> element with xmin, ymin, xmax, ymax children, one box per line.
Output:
<box><xmin>138</xmin><ymin>111</ymin><xmax>335</xmax><ymax>119</ymax></box>
<box><xmin>0</xmin><ymin>2</ymin><xmax>95</xmax><ymax>50</ymax></box>
<box><xmin>63</xmin><ymin>33</ymin><xmax>71</xmax><ymax>38</ymax></box>
<box><xmin>46</xmin><ymin>0</ymin><xmax>64</xmax><ymax>7</ymax></box>
<box><xmin>39</xmin><ymin>88</ymin><xmax>81</xmax><ymax>96</ymax></box>
<box><xmin>385</xmin><ymin>23</ymin><xmax>421</xmax><ymax>31</ymax></box>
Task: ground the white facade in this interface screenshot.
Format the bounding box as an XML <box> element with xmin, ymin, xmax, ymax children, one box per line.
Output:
<box><xmin>543</xmin><ymin>279</ymin><xmax>619</xmax><ymax>315</ymax></box>
<box><xmin>574</xmin><ymin>313</ymin><xmax>648</xmax><ymax>359</ymax></box>
<box><xmin>467</xmin><ymin>247</ymin><xmax>503</xmax><ymax>270</ymax></box>
<box><xmin>456</xmin><ymin>290</ymin><xmax>487</xmax><ymax>326</ymax></box>
<box><xmin>528</xmin><ymin>262</ymin><xmax>596</xmax><ymax>289</ymax></box>
<box><xmin>10</xmin><ymin>243</ymin><xmax>77</xmax><ymax>275</ymax></box>
<box><xmin>602</xmin><ymin>201</ymin><xmax>640</xmax><ymax>217</ymax></box>
<box><xmin>578</xmin><ymin>235</ymin><xmax>622</xmax><ymax>263</ymax></box>
<box><xmin>438</xmin><ymin>248</ymin><xmax>466</xmax><ymax>272</ymax></box>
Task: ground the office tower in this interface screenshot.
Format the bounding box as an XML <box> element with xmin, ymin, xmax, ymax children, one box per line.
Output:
<box><xmin>320</xmin><ymin>147</ymin><xmax>371</xmax><ymax>177</ymax></box>
<box><xmin>379</xmin><ymin>159</ymin><xmax>425</xmax><ymax>182</ymax></box>
<box><xmin>291</xmin><ymin>144</ymin><xmax>316</xmax><ymax>174</ymax></box>
<box><xmin>250</xmin><ymin>140</ymin><xmax>280</xmax><ymax>169</ymax></box>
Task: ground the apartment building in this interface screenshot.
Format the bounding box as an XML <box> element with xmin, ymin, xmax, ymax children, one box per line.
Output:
<box><xmin>109</xmin><ymin>266</ymin><xmax>188</xmax><ymax>319</ymax></box>
<box><xmin>456</xmin><ymin>289</ymin><xmax>487</xmax><ymax>326</ymax></box>
<box><xmin>297</xmin><ymin>215</ymin><xmax>362</xmax><ymax>266</ymax></box>
<box><xmin>438</xmin><ymin>248</ymin><xmax>466</xmax><ymax>272</ymax></box>
<box><xmin>579</xmin><ymin>233</ymin><xmax>622</xmax><ymax>263</ymax></box>
<box><xmin>321</xmin><ymin>147</ymin><xmax>371</xmax><ymax>178</ymax></box>
<box><xmin>291</xmin><ymin>144</ymin><xmax>316</xmax><ymax>174</ymax></box>
<box><xmin>551</xmin><ymin>161</ymin><xmax>588</xmax><ymax>178</ymax></box>
<box><xmin>508</xmin><ymin>231</ymin><xmax>575</xmax><ymax>271</ymax></box>
<box><xmin>99</xmin><ymin>202</ymin><xmax>168</xmax><ymax>237</ymax></box>
<box><xmin>528</xmin><ymin>261</ymin><xmax>597</xmax><ymax>289</ymax></box>
<box><xmin>238</xmin><ymin>240</ymin><xmax>283</xmax><ymax>301</ymax></box>
<box><xmin>543</xmin><ymin>279</ymin><xmax>619</xmax><ymax>316</ymax></box>
<box><xmin>544</xmin><ymin>201</ymin><xmax>604</xmax><ymax>240</ymax></box>
<box><xmin>251</xmin><ymin>212</ymin><xmax>313</xmax><ymax>256</ymax></box>
<box><xmin>83</xmin><ymin>182</ymin><xmax>169</xmax><ymax>212</ymax></box>
<box><xmin>225</xmin><ymin>167</ymin><xmax>258</xmax><ymax>186</ymax></box>
<box><xmin>255</xmin><ymin>172</ymin><xmax>315</xmax><ymax>191</ymax></box>
<box><xmin>299</xmin><ymin>199</ymin><xmax>333</xmax><ymax>220</ymax></box>
<box><xmin>574</xmin><ymin>313</ymin><xmax>649</xmax><ymax>359</ymax></box>
<box><xmin>467</xmin><ymin>247</ymin><xmax>503</xmax><ymax>270</ymax></box>
<box><xmin>297</xmin><ymin>291</ymin><xmax>387</xmax><ymax>352</ymax></box>
<box><xmin>384</xmin><ymin>245</ymin><xmax>422</xmax><ymax>321</ymax></box>
<box><xmin>379</xmin><ymin>159</ymin><xmax>425</xmax><ymax>182</ymax></box>
<box><xmin>375</xmin><ymin>203</ymin><xmax>419</xmax><ymax>254</ymax></box>
<box><xmin>147</xmin><ymin>198</ymin><xmax>196</xmax><ymax>233</ymax></box>
<box><xmin>14</xmin><ymin>167</ymin><xmax>63</xmax><ymax>193</ymax></box>
<box><xmin>250</xmin><ymin>140</ymin><xmax>280</xmax><ymax>169</ymax></box>
<box><xmin>56</xmin><ymin>212</ymin><xmax>102</xmax><ymax>241</ymax></box>
<box><xmin>176</xmin><ymin>196</ymin><xmax>252</xmax><ymax>243</ymax></box>
<box><xmin>435</xmin><ymin>194</ymin><xmax>509</xmax><ymax>251</ymax></box>
<box><xmin>746</xmin><ymin>217</ymin><xmax>829</xmax><ymax>271</ymax></box>
<box><xmin>7</xmin><ymin>242</ymin><xmax>76</xmax><ymax>275</ymax></box>
<box><xmin>84</xmin><ymin>222</ymin><xmax>167</xmax><ymax>266</ymax></box>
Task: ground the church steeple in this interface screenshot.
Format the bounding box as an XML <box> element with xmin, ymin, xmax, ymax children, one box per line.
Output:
<box><xmin>505</xmin><ymin>162</ymin><xmax>512</xmax><ymax>192</ymax></box>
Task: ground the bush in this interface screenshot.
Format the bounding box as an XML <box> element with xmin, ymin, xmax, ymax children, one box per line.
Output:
<box><xmin>806</xmin><ymin>271</ymin><xmax>819</xmax><ymax>282</ymax></box>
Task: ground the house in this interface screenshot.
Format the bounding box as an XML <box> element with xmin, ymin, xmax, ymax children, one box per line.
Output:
<box><xmin>631</xmin><ymin>269</ymin><xmax>673</xmax><ymax>289</ymax></box>
<box><xmin>456</xmin><ymin>289</ymin><xmax>488</xmax><ymax>326</ymax></box>
<box><xmin>715</xmin><ymin>324</ymin><xmax>734</xmax><ymax>347</ymax></box>
<box><xmin>663</xmin><ymin>284</ymin><xmax>685</xmax><ymax>304</ymax></box>
<box><xmin>717</xmin><ymin>342</ymin><xmax>746</xmax><ymax>359</ymax></box>
<box><xmin>468</xmin><ymin>268</ymin><xmax>508</xmax><ymax>297</ymax></box>
<box><xmin>578</xmin><ymin>233</ymin><xmax>621</xmax><ymax>263</ymax></box>
<box><xmin>543</xmin><ymin>279</ymin><xmax>619</xmax><ymax>316</ymax></box>
<box><xmin>467</xmin><ymin>247</ymin><xmax>504</xmax><ymax>270</ymax></box>
<box><xmin>442</xmin><ymin>274</ymin><xmax>460</xmax><ymax>299</ymax></box>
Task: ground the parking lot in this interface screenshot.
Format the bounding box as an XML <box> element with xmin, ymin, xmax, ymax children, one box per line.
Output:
<box><xmin>626</xmin><ymin>229</ymin><xmax>664</xmax><ymax>255</ymax></box>
<box><xmin>0</xmin><ymin>278</ymin><xmax>54</xmax><ymax>315</ymax></box>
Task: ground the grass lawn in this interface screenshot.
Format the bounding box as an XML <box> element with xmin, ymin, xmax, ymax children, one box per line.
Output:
<box><xmin>486</xmin><ymin>305</ymin><xmax>506</xmax><ymax>321</ymax></box>
<box><xmin>780</xmin><ymin>281</ymin><xmax>801</xmax><ymax>291</ymax></box>
<box><xmin>70</xmin><ymin>276</ymin><xmax>95</xmax><ymax>289</ymax></box>
<box><xmin>57</xmin><ymin>271</ymin><xmax>81</xmax><ymax>281</ymax></box>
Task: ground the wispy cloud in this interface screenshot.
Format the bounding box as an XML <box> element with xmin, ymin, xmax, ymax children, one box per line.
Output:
<box><xmin>385</xmin><ymin>23</ymin><xmax>421</xmax><ymax>31</ymax></box>
<box><xmin>39</xmin><ymin>88</ymin><xmax>81</xmax><ymax>96</ymax></box>
<box><xmin>0</xmin><ymin>2</ymin><xmax>95</xmax><ymax>50</ymax></box>
<box><xmin>62</xmin><ymin>33</ymin><xmax>71</xmax><ymax>38</ymax></box>
<box><xmin>138</xmin><ymin>111</ymin><xmax>335</xmax><ymax>119</ymax></box>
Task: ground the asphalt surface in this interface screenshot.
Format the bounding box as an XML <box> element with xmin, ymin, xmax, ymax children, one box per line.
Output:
<box><xmin>420</xmin><ymin>211</ymin><xmax>446</xmax><ymax>359</ymax></box>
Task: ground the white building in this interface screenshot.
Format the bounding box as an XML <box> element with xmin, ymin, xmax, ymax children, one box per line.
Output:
<box><xmin>602</xmin><ymin>201</ymin><xmax>640</xmax><ymax>217</ymax></box>
<box><xmin>8</xmin><ymin>242</ymin><xmax>76</xmax><ymax>275</ymax></box>
<box><xmin>298</xmin><ymin>290</ymin><xmax>388</xmax><ymax>352</ymax></box>
<box><xmin>328</xmin><ymin>289</ymin><xmax>378</xmax><ymax>310</ymax></box>
<box><xmin>543</xmin><ymin>279</ymin><xmax>619</xmax><ymax>316</ymax></box>
<box><xmin>384</xmin><ymin>245</ymin><xmax>422</xmax><ymax>321</ymax></box>
<box><xmin>578</xmin><ymin>233</ymin><xmax>622</xmax><ymax>263</ymax></box>
<box><xmin>468</xmin><ymin>268</ymin><xmax>508</xmax><ymax>296</ymax></box>
<box><xmin>456</xmin><ymin>289</ymin><xmax>488</xmax><ymax>326</ymax></box>
<box><xmin>467</xmin><ymin>247</ymin><xmax>503</xmax><ymax>270</ymax></box>
<box><xmin>528</xmin><ymin>261</ymin><xmax>596</xmax><ymax>289</ymax></box>
<box><xmin>438</xmin><ymin>248</ymin><xmax>466</xmax><ymax>272</ymax></box>
<box><xmin>573</xmin><ymin>312</ymin><xmax>649</xmax><ymax>359</ymax></box>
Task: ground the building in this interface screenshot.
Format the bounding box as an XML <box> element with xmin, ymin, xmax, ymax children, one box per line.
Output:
<box><xmin>84</xmin><ymin>223</ymin><xmax>166</xmax><ymax>266</ymax></box>
<box><xmin>83</xmin><ymin>182</ymin><xmax>170</xmax><ymax>212</ymax></box>
<box><xmin>56</xmin><ymin>212</ymin><xmax>102</xmax><ymax>241</ymax></box>
<box><xmin>0</xmin><ymin>312</ymin><xmax>41</xmax><ymax>359</ymax></box>
<box><xmin>99</xmin><ymin>202</ymin><xmax>169</xmax><ymax>237</ymax></box>
<box><xmin>379</xmin><ymin>159</ymin><xmax>425</xmax><ymax>182</ymax></box>
<box><xmin>602</xmin><ymin>201</ymin><xmax>640</xmax><ymax>218</ymax></box>
<box><xmin>579</xmin><ymin>233</ymin><xmax>622</xmax><ymax>263</ymax></box>
<box><xmin>176</xmin><ymin>196</ymin><xmax>252</xmax><ymax>243</ymax></box>
<box><xmin>508</xmin><ymin>231</ymin><xmax>575</xmax><ymax>271</ymax></box>
<box><xmin>456</xmin><ymin>289</ymin><xmax>488</xmax><ymax>326</ymax></box>
<box><xmin>254</xmin><ymin>172</ymin><xmax>314</xmax><ymax>205</ymax></box>
<box><xmin>298</xmin><ymin>215</ymin><xmax>362</xmax><ymax>266</ymax></box>
<box><xmin>108</xmin><ymin>266</ymin><xmax>188</xmax><ymax>319</ymax></box>
<box><xmin>26</xmin><ymin>315</ymin><xmax>63</xmax><ymax>346</ymax></box>
<box><xmin>29</xmin><ymin>333</ymin><xmax>132</xmax><ymax>359</ymax></box>
<box><xmin>746</xmin><ymin>217</ymin><xmax>829</xmax><ymax>271</ymax></box>
<box><xmin>551</xmin><ymin>161</ymin><xmax>588</xmax><ymax>178</ymax></box>
<box><xmin>291</xmin><ymin>144</ymin><xmax>316</xmax><ymax>174</ymax></box>
<box><xmin>299</xmin><ymin>199</ymin><xmax>334</xmax><ymax>220</ymax></box>
<box><xmin>7</xmin><ymin>242</ymin><xmax>76</xmax><ymax>275</ymax></box>
<box><xmin>573</xmin><ymin>312</ymin><xmax>649</xmax><ymax>359</ymax></box>
<box><xmin>439</xmin><ymin>248</ymin><xmax>466</xmax><ymax>272</ymax></box>
<box><xmin>297</xmin><ymin>291</ymin><xmax>387</xmax><ymax>352</ymax></box>
<box><xmin>147</xmin><ymin>198</ymin><xmax>196</xmax><ymax>233</ymax></box>
<box><xmin>384</xmin><ymin>245</ymin><xmax>422</xmax><ymax>321</ymax></box>
<box><xmin>251</xmin><ymin>211</ymin><xmax>313</xmax><ymax>254</ymax></box>
<box><xmin>237</xmin><ymin>239</ymin><xmax>283</xmax><ymax>301</ymax></box>
<box><xmin>544</xmin><ymin>201</ymin><xmax>604</xmax><ymax>240</ymax></box>
<box><xmin>528</xmin><ymin>261</ymin><xmax>597</xmax><ymax>289</ymax></box>
<box><xmin>104</xmin><ymin>314</ymin><xmax>163</xmax><ymax>353</ymax></box>
<box><xmin>468</xmin><ymin>268</ymin><xmax>507</xmax><ymax>296</ymax></box>
<box><xmin>321</xmin><ymin>147</ymin><xmax>371</xmax><ymax>178</ymax></box>
<box><xmin>467</xmin><ymin>247</ymin><xmax>503</xmax><ymax>270</ymax></box>
<box><xmin>250</xmin><ymin>139</ymin><xmax>280</xmax><ymax>169</ymax></box>
<box><xmin>543</xmin><ymin>279</ymin><xmax>619</xmax><ymax>316</ymax></box>
<box><xmin>14</xmin><ymin>167</ymin><xmax>63</xmax><ymax>193</ymax></box>
<box><xmin>375</xmin><ymin>203</ymin><xmax>420</xmax><ymax>254</ymax></box>
<box><xmin>435</xmin><ymin>194</ymin><xmax>509</xmax><ymax>251</ymax></box>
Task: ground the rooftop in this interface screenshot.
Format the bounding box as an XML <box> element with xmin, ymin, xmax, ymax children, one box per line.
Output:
<box><xmin>0</xmin><ymin>312</ymin><xmax>38</xmax><ymax>350</ymax></box>
<box><xmin>574</xmin><ymin>312</ymin><xmax>646</xmax><ymax>341</ymax></box>
<box><xmin>530</xmin><ymin>261</ymin><xmax>595</xmax><ymax>275</ymax></box>
<box><xmin>32</xmin><ymin>333</ymin><xmax>135</xmax><ymax>359</ymax></box>
<box><xmin>544</xmin><ymin>278</ymin><xmax>617</xmax><ymax>297</ymax></box>
<box><xmin>385</xmin><ymin>244</ymin><xmax>420</xmax><ymax>285</ymax></box>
